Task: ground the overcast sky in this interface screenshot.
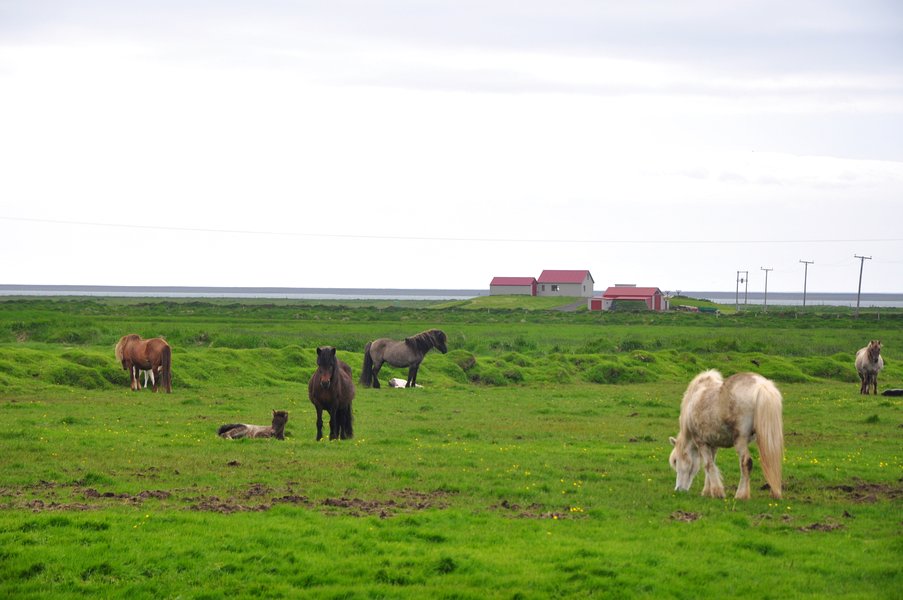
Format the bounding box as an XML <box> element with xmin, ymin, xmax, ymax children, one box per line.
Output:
<box><xmin>2</xmin><ymin>1</ymin><xmax>902</xmax><ymax>293</ymax></box>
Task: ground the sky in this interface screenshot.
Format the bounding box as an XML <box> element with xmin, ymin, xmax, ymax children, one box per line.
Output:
<box><xmin>1</xmin><ymin>0</ymin><xmax>902</xmax><ymax>293</ymax></box>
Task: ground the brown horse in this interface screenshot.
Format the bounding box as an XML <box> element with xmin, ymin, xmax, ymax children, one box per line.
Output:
<box><xmin>114</xmin><ymin>334</ymin><xmax>172</xmax><ymax>392</ymax></box>
<box><xmin>360</xmin><ymin>329</ymin><xmax>448</xmax><ymax>388</ymax></box>
<box><xmin>855</xmin><ymin>340</ymin><xmax>884</xmax><ymax>395</ymax></box>
<box><xmin>308</xmin><ymin>346</ymin><xmax>355</xmax><ymax>440</ymax></box>
<box><xmin>218</xmin><ymin>410</ymin><xmax>288</xmax><ymax>440</ymax></box>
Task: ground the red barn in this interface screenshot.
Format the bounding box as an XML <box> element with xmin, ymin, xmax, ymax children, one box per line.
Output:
<box><xmin>489</xmin><ymin>277</ymin><xmax>537</xmax><ymax>296</ymax></box>
<box><xmin>589</xmin><ymin>286</ymin><xmax>669</xmax><ymax>312</ymax></box>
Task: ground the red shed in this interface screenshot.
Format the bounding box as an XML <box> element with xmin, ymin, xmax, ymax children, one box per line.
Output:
<box><xmin>589</xmin><ymin>286</ymin><xmax>668</xmax><ymax>312</ymax></box>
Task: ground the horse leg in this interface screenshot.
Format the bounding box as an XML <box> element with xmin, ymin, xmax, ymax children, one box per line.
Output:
<box><xmin>315</xmin><ymin>407</ymin><xmax>324</xmax><ymax>441</ymax></box>
<box><xmin>371</xmin><ymin>361</ymin><xmax>382</xmax><ymax>389</ymax></box>
<box><xmin>871</xmin><ymin>371</ymin><xmax>878</xmax><ymax>395</ymax></box>
<box><xmin>734</xmin><ymin>442</ymin><xmax>753</xmax><ymax>500</ymax></box>
<box><xmin>328</xmin><ymin>408</ymin><xmax>338</xmax><ymax>440</ymax></box>
<box><xmin>335</xmin><ymin>406</ymin><xmax>346</xmax><ymax>439</ymax></box>
<box><xmin>698</xmin><ymin>446</ymin><xmax>724</xmax><ymax>498</ymax></box>
<box><xmin>130</xmin><ymin>365</ymin><xmax>140</xmax><ymax>391</ymax></box>
<box><xmin>406</xmin><ymin>364</ymin><xmax>419</xmax><ymax>388</ymax></box>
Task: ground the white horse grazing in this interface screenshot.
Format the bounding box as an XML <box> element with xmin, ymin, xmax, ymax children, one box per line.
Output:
<box><xmin>669</xmin><ymin>370</ymin><xmax>784</xmax><ymax>500</ymax></box>
<box><xmin>855</xmin><ymin>340</ymin><xmax>884</xmax><ymax>395</ymax></box>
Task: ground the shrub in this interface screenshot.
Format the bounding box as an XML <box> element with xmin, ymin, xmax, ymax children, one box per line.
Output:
<box><xmin>48</xmin><ymin>364</ymin><xmax>110</xmax><ymax>389</ymax></box>
<box><xmin>586</xmin><ymin>361</ymin><xmax>653</xmax><ymax>384</ymax></box>
<box><xmin>448</xmin><ymin>350</ymin><xmax>477</xmax><ymax>371</ymax></box>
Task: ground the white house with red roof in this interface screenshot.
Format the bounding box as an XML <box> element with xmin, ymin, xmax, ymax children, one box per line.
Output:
<box><xmin>589</xmin><ymin>285</ymin><xmax>669</xmax><ymax>312</ymax></box>
<box><xmin>489</xmin><ymin>276</ymin><xmax>537</xmax><ymax>296</ymax></box>
<box><xmin>536</xmin><ymin>270</ymin><xmax>594</xmax><ymax>298</ymax></box>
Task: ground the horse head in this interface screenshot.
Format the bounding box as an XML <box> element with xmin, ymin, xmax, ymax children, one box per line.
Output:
<box><xmin>430</xmin><ymin>329</ymin><xmax>448</xmax><ymax>354</ymax></box>
<box><xmin>316</xmin><ymin>346</ymin><xmax>338</xmax><ymax>389</ymax></box>
<box><xmin>669</xmin><ymin>435</ymin><xmax>701</xmax><ymax>492</ymax></box>
<box><xmin>868</xmin><ymin>340</ymin><xmax>882</xmax><ymax>362</ymax></box>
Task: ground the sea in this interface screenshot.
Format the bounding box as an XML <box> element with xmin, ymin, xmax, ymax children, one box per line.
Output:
<box><xmin>1</xmin><ymin>285</ymin><xmax>902</xmax><ymax>307</ymax></box>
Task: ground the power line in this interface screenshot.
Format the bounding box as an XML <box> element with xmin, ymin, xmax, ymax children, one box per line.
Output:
<box><xmin>3</xmin><ymin>216</ymin><xmax>902</xmax><ymax>246</ymax></box>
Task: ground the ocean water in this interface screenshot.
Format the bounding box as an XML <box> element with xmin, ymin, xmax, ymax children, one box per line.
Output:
<box><xmin>1</xmin><ymin>286</ymin><xmax>902</xmax><ymax>307</ymax></box>
<box><xmin>683</xmin><ymin>291</ymin><xmax>903</xmax><ymax>309</ymax></box>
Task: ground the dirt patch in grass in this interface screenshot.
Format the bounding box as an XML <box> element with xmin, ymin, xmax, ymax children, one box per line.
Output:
<box><xmin>24</xmin><ymin>499</ymin><xmax>93</xmax><ymax>512</ymax></box>
<box><xmin>827</xmin><ymin>479</ymin><xmax>903</xmax><ymax>503</ymax></box>
<box><xmin>322</xmin><ymin>488</ymin><xmax>453</xmax><ymax>518</ymax></box>
<box><xmin>798</xmin><ymin>518</ymin><xmax>845</xmax><ymax>533</ymax></box>
<box><xmin>670</xmin><ymin>510</ymin><xmax>701</xmax><ymax>522</ymax></box>
<box><xmin>492</xmin><ymin>499</ymin><xmax>574</xmax><ymax>520</ymax></box>
<box><xmin>82</xmin><ymin>488</ymin><xmax>172</xmax><ymax>502</ymax></box>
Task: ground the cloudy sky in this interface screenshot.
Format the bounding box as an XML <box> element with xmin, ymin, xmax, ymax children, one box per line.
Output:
<box><xmin>1</xmin><ymin>1</ymin><xmax>901</xmax><ymax>293</ymax></box>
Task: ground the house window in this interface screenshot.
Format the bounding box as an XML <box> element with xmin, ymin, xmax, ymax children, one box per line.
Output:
<box><xmin>551</xmin><ymin>285</ymin><xmax>559</xmax><ymax>292</ymax></box>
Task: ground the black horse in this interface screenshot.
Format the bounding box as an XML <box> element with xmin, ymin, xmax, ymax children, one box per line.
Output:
<box><xmin>308</xmin><ymin>346</ymin><xmax>355</xmax><ymax>440</ymax></box>
<box><xmin>360</xmin><ymin>329</ymin><xmax>448</xmax><ymax>388</ymax></box>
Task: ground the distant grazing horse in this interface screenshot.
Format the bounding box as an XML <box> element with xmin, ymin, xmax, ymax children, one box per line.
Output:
<box><xmin>360</xmin><ymin>329</ymin><xmax>448</xmax><ymax>388</ymax></box>
<box><xmin>669</xmin><ymin>369</ymin><xmax>784</xmax><ymax>500</ymax></box>
<box><xmin>309</xmin><ymin>346</ymin><xmax>355</xmax><ymax>440</ymax></box>
<box><xmin>218</xmin><ymin>410</ymin><xmax>288</xmax><ymax>440</ymax></box>
<box><xmin>855</xmin><ymin>340</ymin><xmax>884</xmax><ymax>395</ymax></box>
<box><xmin>114</xmin><ymin>334</ymin><xmax>172</xmax><ymax>392</ymax></box>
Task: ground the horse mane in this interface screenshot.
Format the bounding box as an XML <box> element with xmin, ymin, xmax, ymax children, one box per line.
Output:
<box><xmin>680</xmin><ymin>369</ymin><xmax>722</xmax><ymax>407</ymax></box>
<box><xmin>114</xmin><ymin>334</ymin><xmax>141</xmax><ymax>362</ymax></box>
<box><xmin>406</xmin><ymin>329</ymin><xmax>445</xmax><ymax>353</ymax></box>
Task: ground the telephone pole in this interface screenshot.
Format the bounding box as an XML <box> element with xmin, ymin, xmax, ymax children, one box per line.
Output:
<box><xmin>735</xmin><ymin>270</ymin><xmax>748</xmax><ymax>312</ymax></box>
<box><xmin>800</xmin><ymin>260</ymin><xmax>814</xmax><ymax>307</ymax></box>
<box><xmin>761</xmin><ymin>267</ymin><xmax>773</xmax><ymax>312</ymax></box>
<box><xmin>854</xmin><ymin>255</ymin><xmax>872</xmax><ymax>318</ymax></box>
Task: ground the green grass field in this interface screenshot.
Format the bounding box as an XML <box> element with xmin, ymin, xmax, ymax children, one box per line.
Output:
<box><xmin>0</xmin><ymin>298</ymin><xmax>900</xmax><ymax>598</ymax></box>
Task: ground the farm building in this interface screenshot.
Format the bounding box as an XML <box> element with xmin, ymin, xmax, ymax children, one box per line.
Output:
<box><xmin>536</xmin><ymin>270</ymin><xmax>594</xmax><ymax>298</ymax></box>
<box><xmin>489</xmin><ymin>277</ymin><xmax>537</xmax><ymax>296</ymax></box>
<box><xmin>588</xmin><ymin>285</ymin><xmax>669</xmax><ymax>312</ymax></box>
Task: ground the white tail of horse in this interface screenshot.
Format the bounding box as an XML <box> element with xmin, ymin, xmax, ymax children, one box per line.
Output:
<box><xmin>753</xmin><ymin>377</ymin><xmax>784</xmax><ymax>499</ymax></box>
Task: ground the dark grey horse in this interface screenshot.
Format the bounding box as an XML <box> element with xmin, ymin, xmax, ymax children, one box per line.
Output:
<box><xmin>360</xmin><ymin>329</ymin><xmax>448</xmax><ymax>388</ymax></box>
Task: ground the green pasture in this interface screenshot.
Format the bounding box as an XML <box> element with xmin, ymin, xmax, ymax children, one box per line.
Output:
<box><xmin>0</xmin><ymin>298</ymin><xmax>901</xmax><ymax>598</ymax></box>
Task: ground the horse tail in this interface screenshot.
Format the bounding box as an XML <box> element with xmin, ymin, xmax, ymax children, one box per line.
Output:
<box><xmin>160</xmin><ymin>344</ymin><xmax>173</xmax><ymax>393</ymax></box>
<box><xmin>360</xmin><ymin>342</ymin><xmax>373</xmax><ymax>387</ymax></box>
<box><xmin>217</xmin><ymin>423</ymin><xmax>242</xmax><ymax>436</ymax></box>
<box><xmin>754</xmin><ymin>378</ymin><xmax>784</xmax><ymax>499</ymax></box>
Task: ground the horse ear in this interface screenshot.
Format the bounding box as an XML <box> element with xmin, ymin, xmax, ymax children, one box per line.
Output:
<box><xmin>329</xmin><ymin>347</ymin><xmax>336</xmax><ymax>357</ymax></box>
<box><xmin>669</xmin><ymin>436</ymin><xmax>677</xmax><ymax>446</ymax></box>
<box><xmin>317</xmin><ymin>347</ymin><xmax>322</xmax><ymax>356</ymax></box>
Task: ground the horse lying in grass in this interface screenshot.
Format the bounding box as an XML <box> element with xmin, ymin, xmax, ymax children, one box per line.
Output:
<box><xmin>360</xmin><ymin>329</ymin><xmax>447</xmax><ymax>388</ymax></box>
<box><xmin>218</xmin><ymin>410</ymin><xmax>288</xmax><ymax>440</ymax></box>
<box><xmin>669</xmin><ymin>369</ymin><xmax>784</xmax><ymax>500</ymax></box>
<box><xmin>855</xmin><ymin>340</ymin><xmax>884</xmax><ymax>395</ymax></box>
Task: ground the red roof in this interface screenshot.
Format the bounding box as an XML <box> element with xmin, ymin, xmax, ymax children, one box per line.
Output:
<box><xmin>491</xmin><ymin>277</ymin><xmax>536</xmax><ymax>286</ymax></box>
<box><xmin>601</xmin><ymin>286</ymin><xmax>661</xmax><ymax>299</ymax></box>
<box><xmin>537</xmin><ymin>270</ymin><xmax>593</xmax><ymax>284</ymax></box>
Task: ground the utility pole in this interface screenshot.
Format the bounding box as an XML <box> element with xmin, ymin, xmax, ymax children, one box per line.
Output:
<box><xmin>800</xmin><ymin>260</ymin><xmax>814</xmax><ymax>307</ymax></box>
<box><xmin>761</xmin><ymin>267</ymin><xmax>773</xmax><ymax>312</ymax></box>
<box><xmin>735</xmin><ymin>270</ymin><xmax>748</xmax><ymax>312</ymax></box>
<box><xmin>854</xmin><ymin>255</ymin><xmax>872</xmax><ymax>318</ymax></box>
